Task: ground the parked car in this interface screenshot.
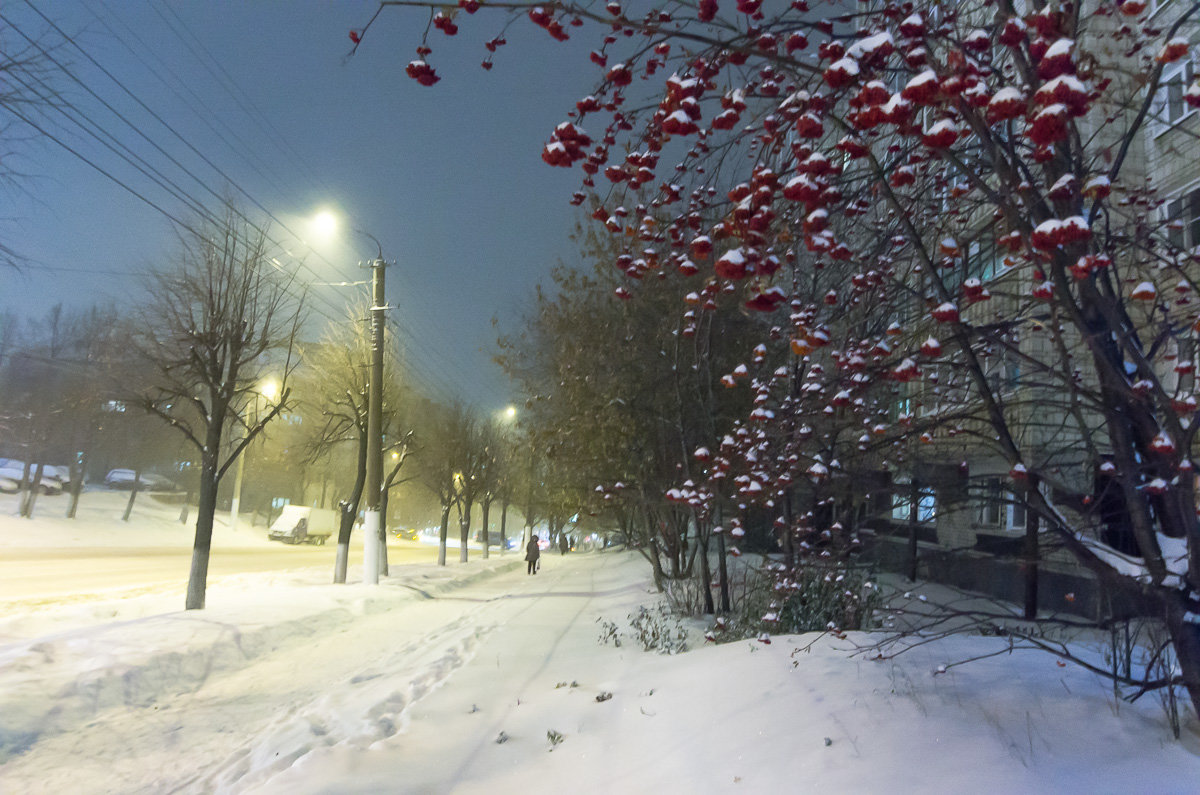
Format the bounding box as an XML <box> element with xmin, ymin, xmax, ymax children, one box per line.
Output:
<box><xmin>0</xmin><ymin>459</ymin><xmax>22</xmax><ymax>493</ymax></box>
<box><xmin>268</xmin><ymin>506</ymin><xmax>334</xmax><ymax>545</ymax></box>
<box><xmin>0</xmin><ymin>459</ymin><xmax>64</xmax><ymax>495</ymax></box>
<box><xmin>104</xmin><ymin>469</ymin><xmax>177</xmax><ymax>492</ymax></box>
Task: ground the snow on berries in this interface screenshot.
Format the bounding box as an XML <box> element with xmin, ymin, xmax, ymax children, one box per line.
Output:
<box><xmin>405</xmin><ymin>60</ymin><xmax>440</xmax><ymax>86</ymax></box>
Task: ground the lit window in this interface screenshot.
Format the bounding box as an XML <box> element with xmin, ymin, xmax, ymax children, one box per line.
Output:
<box><xmin>893</xmin><ymin>484</ymin><xmax>936</xmax><ymax>522</ymax></box>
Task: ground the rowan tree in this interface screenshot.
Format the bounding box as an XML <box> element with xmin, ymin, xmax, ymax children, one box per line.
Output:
<box><xmin>358</xmin><ymin>0</ymin><xmax>1200</xmax><ymax>716</ymax></box>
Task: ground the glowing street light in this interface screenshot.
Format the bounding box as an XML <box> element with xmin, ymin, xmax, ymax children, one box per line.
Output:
<box><xmin>310</xmin><ymin>210</ymin><xmax>338</xmax><ymax>242</ymax></box>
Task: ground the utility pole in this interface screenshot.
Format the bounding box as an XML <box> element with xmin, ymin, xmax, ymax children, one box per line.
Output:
<box><xmin>364</xmin><ymin>255</ymin><xmax>386</xmax><ymax>585</ymax></box>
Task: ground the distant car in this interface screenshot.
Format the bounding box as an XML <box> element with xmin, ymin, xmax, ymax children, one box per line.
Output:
<box><xmin>392</xmin><ymin>527</ymin><xmax>420</xmax><ymax>541</ymax></box>
<box><xmin>0</xmin><ymin>459</ymin><xmax>64</xmax><ymax>495</ymax></box>
<box><xmin>0</xmin><ymin>459</ymin><xmax>21</xmax><ymax>493</ymax></box>
<box><xmin>104</xmin><ymin>469</ymin><xmax>177</xmax><ymax>492</ymax></box>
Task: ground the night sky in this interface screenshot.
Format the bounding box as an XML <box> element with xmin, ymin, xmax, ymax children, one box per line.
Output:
<box><xmin>2</xmin><ymin>0</ymin><xmax>600</xmax><ymax>410</ymax></box>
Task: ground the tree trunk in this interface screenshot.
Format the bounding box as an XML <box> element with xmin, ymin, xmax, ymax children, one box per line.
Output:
<box><xmin>782</xmin><ymin>492</ymin><xmax>795</xmax><ymax>572</ymax></box>
<box><xmin>334</xmin><ymin>502</ymin><xmax>355</xmax><ymax>584</ymax></box>
<box><xmin>18</xmin><ymin>461</ymin><xmax>32</xmax><ymax>518</ymax></box>
<box><xmin>123</xmin><ymin>470</ymin><xmax>142</xmax><ymax>522</ymax></box>
<box><xmin>714</xmin><ymin>505</ymin><xmax>730</xmax><ymax>612</ymax></box>
<box><xmin>66</xmin><ymin>456</ymin><xmax>85</xmax><ymax>519</ymax></box>
<box><xmin>179</xmin><ymin>487</ymin><xmax>193</xmax><ymax>525</ymax></box>
<box><xmin>480</xmin><ymin>498</ymin><xmax>492</xmax><ymax>560</ymax></box>
<box><xmin>378</xmin><ymin>485</ymin><xmax>390</xmax><ymax>578</ymax></box>
<box><xmin>907</xmin><ymin>477</ymin><xmax>920</xmax><ymax>582</ymax></box>
<box><xmin>23</xmin><ymin>462</ymin><xmax>46</xmax><ymax>519</ymax></box>
<box><xmin>716</xmin><ymin>533</ymin><xmax>730</xmax><ymax>612</ymax></box>
<box><xmin>698</xmin><ymin>523</ymin><xmax>715</xmax><ymax>615</ymax></box>
<box><xmin>1022</xmin><ymin>477</ymin><xmax>1040</xmax><ymax>620</ymax></box>
<box><xmin>459</xmin><ymin>500</ymin><xmax>472</xmax><ymax>563</ymax></box>
<box><xmin>186</xmin><ymin>459</ymin><xmax>219</xmax><ymax>610</ymax></box>
<box><xmin>438</xmin><ymin>503</ymin><xmax>450</xmax><ymax>566</ymax></box>
<box><xmin>334</xmin><ymin>429</ymin><xmax>368</xmax><ymax>584</ymax></box>
<box><xmin>499</xmin><ymin>500</ymin><xmax>509</xmax><ymax>554</ymax></box>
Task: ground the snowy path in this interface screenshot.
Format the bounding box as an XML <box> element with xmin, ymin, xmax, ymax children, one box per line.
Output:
<box><xmin>0</xmin><ymin>551</ymin><xmax>651</xmax><ymax>794</ymax></box>
<box><xmin>252</xmin><ymin>550</ymin><xmax>649</xmax><ymax>794</ymax></box>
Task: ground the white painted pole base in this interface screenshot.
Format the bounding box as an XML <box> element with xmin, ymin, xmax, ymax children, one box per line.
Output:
<box><xmin>363</xmin><ymin>510</ymin><xmax>380</xmax><ymax>585</ymax></box>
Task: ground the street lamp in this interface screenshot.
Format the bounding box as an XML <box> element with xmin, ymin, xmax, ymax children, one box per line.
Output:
<box><xmin>310</xmin><ymin>210</ymin><xmax>338</xmax><ymax>241</ymax></box>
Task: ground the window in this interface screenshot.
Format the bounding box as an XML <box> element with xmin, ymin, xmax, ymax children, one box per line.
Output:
<box><xmin>984</xmin><ymin>346</ymin><xmax>1021</xmax><ymax>394</ymax></box>
<box><xmin>965</xmin><ymin>237</ymin><xmax>1001</xmax><ymax>283</ymax></box>
<box><xmin>1164</xmin><ymin>186</ymin><xmax>1200</xmax><ymax>253</ymax></box>
<box><xmin>977</xmin><ymin>476</ymin><xmax>1026</xmax><ymax>531</ymax></box>
<box><xmin>1009</xmin><ymin>498</ymin><xmax>1026</xmax><ymax>531</ymax></box>
<box><xmin>1152</xmin><ymin>58</ymin><xmax>1195</xmax><ymax>136</ymax></box>
<box><xmin>893</xmin><ymin>483</ymin><xmax>936</xmax><ymax>522</ymax></box>
<box><xmin>978</xmin><ymin>477</ymin><xmax>1003</xmax><ymax>526</ymax></box>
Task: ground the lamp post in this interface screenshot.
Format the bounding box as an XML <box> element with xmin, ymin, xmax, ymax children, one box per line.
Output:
<box><xmin>361</xmin><ymin>235</ymin><xmax>387</xmax><ymax>586</ymax></box>
<box><xmin>303</xmin><ymin>210</ymin><xmax>390</xmax><ymax>585</ymax></box>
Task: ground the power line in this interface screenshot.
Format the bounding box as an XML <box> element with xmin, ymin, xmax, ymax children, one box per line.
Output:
<box><xmin>6</xmin><ymin>3</ymin><xmax>484</xmax><ymax>404</ymax></box>
<box><xmin>80</xmin><ymin>1</ymin><xmax>298</xmax><ymax>205</ymax></box>
<box><xmin>156</xmin><ymin>3</ymin><xmax>336</xmax><ymax>199</ymax></box>
<box><xmin>3</xmin><ymin>7</ymin><xmax>366</xmax><ymax>332</ymax></box>
<box><xmin>17</xmin><ymin>0</ymin><xmax>362</xmax><ymax>289</ymax></box>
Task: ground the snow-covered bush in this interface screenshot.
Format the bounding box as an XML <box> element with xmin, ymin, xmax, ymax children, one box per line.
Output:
<box><xmin>720</xmin><ymin>560</ymin><xmax>881</xmax><ymax>641</ymax></box>
<box><xmin>598</xmin><ymin>604</ymin><xmax>690</xmax><ymax>654</ymax></box>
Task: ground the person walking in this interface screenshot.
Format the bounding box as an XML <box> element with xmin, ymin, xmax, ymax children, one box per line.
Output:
<box><xmin>525</xmin><ymin>533</ymin><xmax>541</xmax><ymax>575</ymax></box>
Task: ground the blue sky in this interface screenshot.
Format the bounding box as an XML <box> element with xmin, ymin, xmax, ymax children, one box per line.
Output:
<box><xmin>2</xmin><ymin>0</ymin><xmax>599</xmax><ymax>410</ymax></box>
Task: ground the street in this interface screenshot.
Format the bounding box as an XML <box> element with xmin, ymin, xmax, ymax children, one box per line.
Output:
<box><xmin>0</xmin><ymin>542</ymin><xmax>442</xmax><ymax>605</ymax></box>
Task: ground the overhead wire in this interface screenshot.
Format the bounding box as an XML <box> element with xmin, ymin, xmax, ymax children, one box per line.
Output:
<box><xmin>79</xmin><ymin>0</ymin><xmax>299</xmax><ymax>205</ymax></box>
<box><xmin>6</xmin><ymin>3</ymin><xmax>482</xmax><ymax>404</ymax></box>
<box><xmin>2</xmin><ymin>6</ymin><xmax>369</xmax><ymax>334</ymax></box>
<box><xmin>121</xmin><ymin>4</ymin><xmax>484</xmax><ymax>401</ymax></box>
<box><xmin>155</xmin><ymin>3</ymin><xmax>335</xmax><ymax>198</ymax></box>
<box><xmin>16</xmin><ymin>0</ymin><xmax>362</xmax><ymax>289</ymax></box>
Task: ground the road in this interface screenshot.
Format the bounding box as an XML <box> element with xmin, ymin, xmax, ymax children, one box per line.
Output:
<box><xmin>0</xmin><ymin>542</ymin><xmax>443</xmax><ymax>605</ymax></box>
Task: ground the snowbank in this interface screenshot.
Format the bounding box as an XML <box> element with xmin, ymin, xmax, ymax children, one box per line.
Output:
<box><xmin>0</xmin><ymin>503</ymin><xmax>1196</xmax><ymax>793</ymax></box>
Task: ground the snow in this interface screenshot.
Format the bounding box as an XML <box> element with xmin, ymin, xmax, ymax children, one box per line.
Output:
<box><xmin>1044</xmin><ymin>38</ymin><xmax>1075</xmax><ymax>60</ymax></box>
<box><xmin>1</xmin><ymin>493</ymin><xmax>1198</xmax><ymax>792</ymax></box>
<box><xmin>846</xmin><ymin>31</ymin><xmax>893</xmax><ymax>61</ymax></box>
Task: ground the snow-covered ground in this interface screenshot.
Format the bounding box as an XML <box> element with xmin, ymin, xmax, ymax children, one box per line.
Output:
<box><xmin>0</xmin><ymin>496</ymin><xmax>1197</xmax><ymax>793</ymax></box>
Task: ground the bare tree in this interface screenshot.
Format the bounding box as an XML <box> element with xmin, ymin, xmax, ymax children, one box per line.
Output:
<box><xmin>134</xmin><ymin>203</ymin><xmax>304</xmax><ymax>610</ymax></box>
<box><xmin>416</xmin><ymin>401</ymin><xmax>481</xmax><ymax>566</ymax></box>
<box><xmin>296</xmin><ymin>308</ymin><xmax>413</xmax><ymax>583</ymax></box>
